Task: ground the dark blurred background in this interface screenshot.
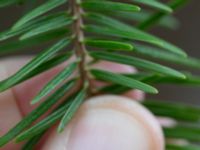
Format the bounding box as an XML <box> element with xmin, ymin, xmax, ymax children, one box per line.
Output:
<box><xmin>0</xmin><ymin>0</ymin><xmax>200</xmax><ymax>104</ymax></box>
<box><xmin>149</xmin><ymin>0</ymin><xmax>200</xmax><ymax>104</ymax></box>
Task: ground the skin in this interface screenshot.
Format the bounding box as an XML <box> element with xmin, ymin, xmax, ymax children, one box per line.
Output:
<box><xmin>0</xmin><ymin>56</ymin><xmax>164</xmax><ymax>150</ymax></box>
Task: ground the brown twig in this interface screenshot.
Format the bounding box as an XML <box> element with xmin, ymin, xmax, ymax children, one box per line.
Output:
<box><xmin>70</xmin><ymin>0</ymin><xmax>92</xmax><ymax>94</ymax></box>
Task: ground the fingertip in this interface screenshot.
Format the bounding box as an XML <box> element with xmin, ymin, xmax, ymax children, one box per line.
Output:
<box><xmin>42</xmin><ymin>95</ymin><xmax>164</xmax><ymax>150</ymax></box>
<box><xmin>92</xmin><ymin>61</ymin><xmax>136</xmax><ymax>74</ymax></box>
<box><xmin>2</xmin><ymin>56</ymin><xmax>66</xmax><ymax>115</ymax></box>
<box><xmin>92</xmin><ymin>61</ymin><xmax>145</xmax><ymax>100</ymax></box>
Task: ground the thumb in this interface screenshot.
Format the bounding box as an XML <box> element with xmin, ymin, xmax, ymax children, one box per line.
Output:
<box><xmin>42</xmin><ymin>95</ymin><xmax>164</xmax><ymax>150</ymax></box>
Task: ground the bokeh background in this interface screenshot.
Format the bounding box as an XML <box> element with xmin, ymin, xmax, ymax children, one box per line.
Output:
<box><xmin>149</xmin><ymin>0</ymin><xmax>200</xmax><ymax>104</ymax></box>
<box><xmin>0</xmin><ymin>0</ymin><xmax>200</xmax><ymax>104</ymax></box>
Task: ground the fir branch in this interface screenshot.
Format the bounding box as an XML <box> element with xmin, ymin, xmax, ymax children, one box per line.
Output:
<box><xmin>0</xmin><ymin>0</ymin><xmax>200</xmax><ymax>149</ymax></box>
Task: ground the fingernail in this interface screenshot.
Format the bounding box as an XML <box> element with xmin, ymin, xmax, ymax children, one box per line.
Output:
<box><xmin>0</xmin><ymin>64</ymin><xmax>22</xmax><ymax>132</ymax></box>
<box><xmin>123</xmin><ymin>89</ymin><xmax>145</xmax><ymax>101</ymax></box>
<box><xmin>0</xmin><ymin>64</ymin><xmax>22</xmax><ymax>150</ymax></box>
<box><xmin>92</xmin><ymin>61</ymin><xmax>136</xmax><ymax>73</ymax></box>
<box><xmin>1</xmin><ymin>57</ymin><xmax>36</xmax><ymax>116</ymax></box>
